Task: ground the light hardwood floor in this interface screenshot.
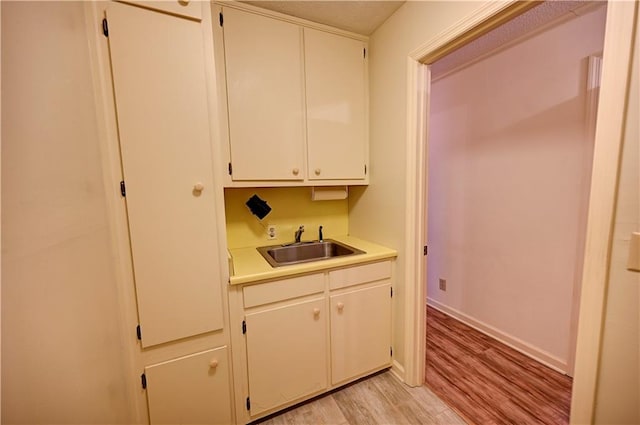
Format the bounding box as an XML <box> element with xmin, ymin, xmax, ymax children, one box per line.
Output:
<box><xmin>254</xmin><ymin>370</ymin><xmax>467</xmax><ymax>425</ymax></box>
<box><xmin>426</xmin><ymin>306</ymin><xmax>573</xmax><ymax>425</ymax></box>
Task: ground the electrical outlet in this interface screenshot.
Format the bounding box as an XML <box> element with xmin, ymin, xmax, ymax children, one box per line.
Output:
<box><xmin>267</xmin><ymin>224</ymin><xmax>277</xmax><ymax>240</ymax></box>
<box><xmin>439</xmin><ymin>278</ymin><xmax>447</xmax><ymax>291</ymax></box>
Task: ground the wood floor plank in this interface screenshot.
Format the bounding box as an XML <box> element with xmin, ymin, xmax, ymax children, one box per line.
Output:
<box><xmin>254</xmin><ymin>370</ymin><xmax>467</xmax><ymax>425</ymax></box>
<box><xmin>404</xmin><ymin>383</ymin><xmax>455</xmax><ymax>418</ymax></box>
<box><xmin>426</xmin><ymin>305</ymin><xmax>572</xmax><ymax>425</ymax></box>
<box><xmin>332</xmin><ymin>377</ymin><xmax>396</xmax><ymax>425</ymax></box>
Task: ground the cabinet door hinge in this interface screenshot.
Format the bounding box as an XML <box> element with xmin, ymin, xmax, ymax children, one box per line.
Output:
<box><xmin>120</xmin><ymin>181</ymin><xmax>126</xmax><ymax>197</ymax></box>
<box><xmin>423</xmin><ymin>245</ymin><xmax>428</xmax><ymax>256</ymax></box>
<box><xmin>219</xmin><ymin>12</ymin><xmax>224</xmax><ymax>27</ymax></box>
<box><xmin>102</xmin><ymin>18</ymin><xmax>109</xmax><ymax>37</ymax></box>
<box><xmin>390</xmin><ymin>347</ymin><xmax>393</xmax><ymax>357</ymax></box>
<box><xmin>246</xmin><ymin>396</ymin><xmax>251</xmax><ymax>411</ymax></box>
<box><xmin>136</xmin><ymin>325</ymin><xmax>141</xmax><ymax>340</ymax></box>
<box><xmin>363</xmin><ymin>47</ymin><xmax>366</xmax><ymax>59</ymax></box>
<box><xmin>242</xmin><ymin>320</ymin><xmax>246</xmax><ymax>334</ymax></box>
<box><xmin>228</xmin><ymin>162</ymin><xmax>233</xmax><ymax>176</ymax></box>
<box><xmin>390</xmin><ymin>287</ymin><xmax>393</xmax><ymax>298</ymax></box>
<box><xmin>141</xmin><ymin>373</ymin><xmax>147</xmax><ymax>390</ymax></box>
<box><xmin>364</xmin><ymin>164</ymin><xmax>367</xmax><ymax>175</ymax></box>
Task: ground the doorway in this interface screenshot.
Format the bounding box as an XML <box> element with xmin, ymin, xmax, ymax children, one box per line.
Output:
<box><xmin>403</xmin><ymin>0</ymin><xmax>639</xmax><ymax>423</ymax></box>
<box><xmin>426</xmin><ymin>1</ymin><xmax>606</xmax><ymax>374</ymax></box>
<box><xmin>421</xmin><ymin>3</ymin><xmax>606</xmax><ymax>422</ymax></box>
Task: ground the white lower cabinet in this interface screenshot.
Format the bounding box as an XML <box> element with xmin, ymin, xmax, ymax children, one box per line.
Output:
<box><xmin>330</xmin><ymin>283</ymin><xmax>392</xmax><ymax>385</ymax></box>
<box><xmin>234</xmin><ymin>260</ymin><xmax>393</xmax><ymax>423</ymax></box>
<box><xmin>245</xmin><ymin>298</ymin><xmax>328</xmax><ymax>416</ymax></box>
<box><xmin>145</xmin><ymin>346</ymin><xmax>232</xmax><ymax>425</ymax></box>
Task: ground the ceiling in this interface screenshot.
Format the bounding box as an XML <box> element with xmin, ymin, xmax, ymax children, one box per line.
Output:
<box><xmin>239</xmin><ymin>1</ymin><xmax>405</xmax><ymax>35</ymax></box>
<box><xmin>431</xmin><ymin>1</ymin><xmax>604</xmax><ymax>77</ymax></box>
<box><xmin>237</xmin><ymin>1</ymin><xmax>604</xmax><ymax>75</ymax></box>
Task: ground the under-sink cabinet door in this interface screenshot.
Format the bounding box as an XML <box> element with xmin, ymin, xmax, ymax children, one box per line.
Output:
<box><xmin>245</xmin><ymin>298</ymin><xmax>328</xmax><ymax>416</ymax></box>
<box><xmin>330</xmin><ymin>283</ymin><xmax>392</xmax><ymax>385</ymax></box>
<box><xmin>145</xmin><ymin>347</ymin><xmax>232</xmax><ymax>425</ymax></box>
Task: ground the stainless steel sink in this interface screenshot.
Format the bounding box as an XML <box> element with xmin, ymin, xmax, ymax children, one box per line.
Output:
<box><xmin>257</xmin><ymin>239</ymin><xmax>365</xmax><ymax>267</ymax></box>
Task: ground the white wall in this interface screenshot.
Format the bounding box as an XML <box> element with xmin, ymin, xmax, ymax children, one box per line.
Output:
<box><xmin>349</xmin><ymin>0</ymin><xmax>491</xmax><ymax>375</ymax></box>
<box><xmin>594</xmin><ymin>17</ymin><xmax>639</xmax><ymax>423</ymax></box>
<box><xmin>425</xmin><ymin>7</ymin><xmax>606</xmax><ymax>371</ymax></box>
<box><xmin>1</xmin><ymin>2</ymin><xmax>134</xmax><ymax>423</ymax></box>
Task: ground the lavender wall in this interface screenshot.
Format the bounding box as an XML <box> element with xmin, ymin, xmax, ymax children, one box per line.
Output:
<box><xmin>426</xmin><ymin>6</ymin><xmax>606</xmax><ymax>371</ymax></box>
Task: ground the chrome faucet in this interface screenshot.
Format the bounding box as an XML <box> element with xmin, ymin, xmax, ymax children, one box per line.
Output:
<box><xmin>318</xmin><ymin>225</ymin><xmax>323</xmax><ymax>242</ymax></box>
<box><xmin>294</xmin><ymin>225</ymin><xmax>305</xmax><ymax>243</ymax></box>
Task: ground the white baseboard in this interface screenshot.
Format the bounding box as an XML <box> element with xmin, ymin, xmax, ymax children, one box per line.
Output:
<box><xmin>390</xmin><ymin>360</ymin><xmax>406</xmax><ymax>383</ymax></box>
<box><xmin>427</xmin><ymin>298</ymin><xmax>568</xmax><ymax>374</ymax></box>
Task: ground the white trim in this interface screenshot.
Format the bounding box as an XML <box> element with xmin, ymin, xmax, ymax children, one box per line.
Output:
<box><xmin>409</xmin><ymin>1</ymin><xmax>519</xmax><ymax>61</ymax></box>
<box><xmin>427</xmin><ymin>299</ymin><xmax>568</xmax><ymax>374</ymax></box>
<box><xmin>566</xmin><ymin>54</ymin><xmax>604</xmax><ymax>378</ymax></box>
<box><xmin>570</xmin><ymin>2</ymin><xmax>639</xmax><ymax>424</ymax></box>
<box><xmin>586</xmin><ymin>55</ymin><xmax>604</xmax><ymax>144</ymax></box>
<box><xmin>83</xmin><ymin>3</ymin><xmax>146</xmax><ymax>423</ymax></box>
<box><xmin>430</xmin><ymin>2</ymin><xmax>606</xmax><ymax>83</ymax></box>
<box><xmin>402</xmin><ymin>58</ymin><xmax>428</xmax><ymax>387</ymax></box>
<box><xmin>390</xmin><ymin>359</ymin><xmax>406</xmax><ymax>382</ymax></box>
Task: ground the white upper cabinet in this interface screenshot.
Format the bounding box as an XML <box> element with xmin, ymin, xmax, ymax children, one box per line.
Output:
<box><xmin>106</xmin><ymin>2</ymin><xmax>224</xmax><ymax>347</ymax></box>
<box><xmin>305</xmin><ymin>28</ymin><xmax>367</xmax><ymax>181</ymax></box>
<box><xmin>216</xmin><ymin>5</ymin><xmax>369</xmax><ymax>186</ymax></box>
<box><xmin>222</xmin><ymin>8</ymin><xmax>306</xmax><ymax>181</ymax></box>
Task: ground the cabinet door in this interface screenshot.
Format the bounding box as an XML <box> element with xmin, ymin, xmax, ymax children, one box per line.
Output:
<box><xmin>330</xmin><ymin>283</ymin><xmax>391</xmax><ymax>385</ymax></box>
<box><xmin>223</xmin><ymin>8</ymin><xmax>305</xmax><ymax>181</ymax></box>
<box><xmin>145</xmin><ymin>347</ymin><xmax>232</xmax><ymax>425</ymax></box>
<box><xmin>106</xmin><ymin>2</ymin><xmax>223</xmax><ymax>347</ymax></box>
<box><xmin>245</xmin><ymin>298</ymin><xmax>327</xmax><ymax>416</ymax></box>
<box><xmin>305</xmin><ymin>28</ymin><xmax>367</xmax><ymax>180</ymax></box>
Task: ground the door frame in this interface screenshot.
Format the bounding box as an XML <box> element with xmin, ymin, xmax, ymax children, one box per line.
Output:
<box><xmin>401</xmin><ymin>0</ymin><xmax>540</xmax><ymax>388</ymax></box>
<box><xmin>403</xmin><ymin>3</ymin><xmax>638</xmax><ymax>425</ymax></box>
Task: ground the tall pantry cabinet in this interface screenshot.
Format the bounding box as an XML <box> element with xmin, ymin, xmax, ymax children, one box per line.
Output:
<box><xmin>91</xmin><ymin>1</ymin><xmax>233</xmax><ymax>423</ymax></box>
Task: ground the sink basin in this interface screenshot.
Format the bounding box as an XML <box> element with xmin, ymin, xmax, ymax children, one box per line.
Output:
<box><xmin>257</xmin><ymin>239</ymin><xmax>366</xmax><ymax>267</ymax></box>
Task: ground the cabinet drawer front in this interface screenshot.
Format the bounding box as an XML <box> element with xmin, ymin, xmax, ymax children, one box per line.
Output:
<box><xmin>329</xmin><ymin>261</ymin><xmax>391</xmax><ymax>290</ymax></box>
<box><xmin>243</xmin><ymin>273</ymin><xmax>325</xmax><ymax>308</ymax></box>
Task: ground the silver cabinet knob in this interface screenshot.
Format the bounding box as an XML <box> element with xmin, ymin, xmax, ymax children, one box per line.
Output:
<box><xmin>193</xmin><ymin>182</ymin><xmax>204</xmax><ymax>192</ymax></box>
<box><xmin>315</xmin><ymin>169</ymin><xmax>321</xmax><ymax>176</ymax></box>
<box><xmin>292</xmin><ymin>168</ymin><xmax>300</xmax><ymax>176</ymax></box>
<box><xmin>313</xmin><ymin>308</ymin><xmax>321</xmax><ymax>316</ymax></box>
<box><xmin>337</xmin><ymin>302</ymin><xmax>344</xmax><ymax>312</ymax></box>
<box><xmin>209</xmin><ymin>358</ymin><xmax>219</xmax><ymax>369</ymax></box>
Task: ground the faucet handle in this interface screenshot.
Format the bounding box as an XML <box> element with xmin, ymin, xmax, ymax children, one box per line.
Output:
<box><xmin>294</xmin><ymin>225</ymin><xmax>305</xmax><ymax>243</ymax></box>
